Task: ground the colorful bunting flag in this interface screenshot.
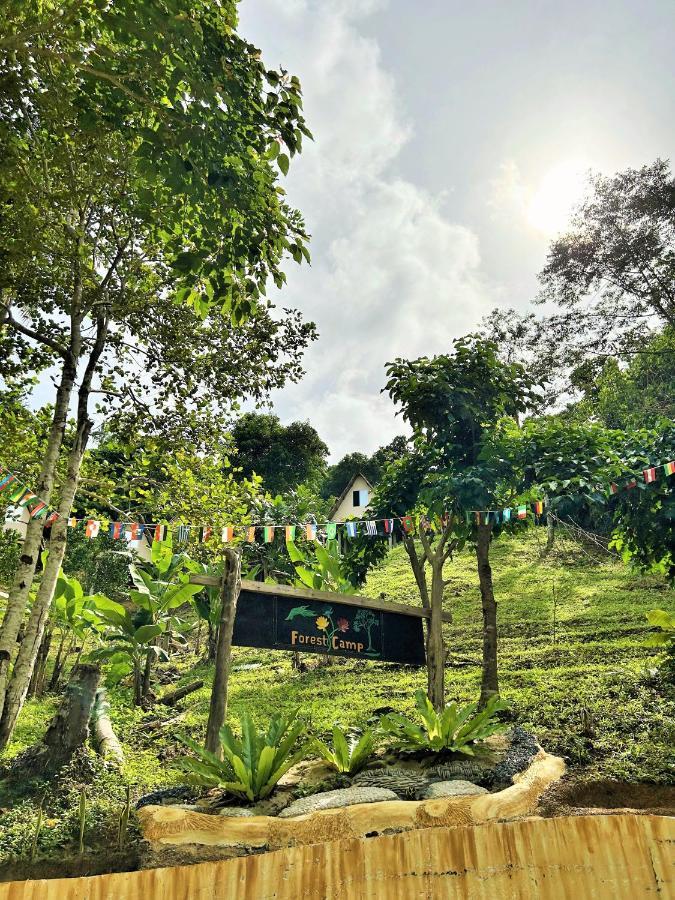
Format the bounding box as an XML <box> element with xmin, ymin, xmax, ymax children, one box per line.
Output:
<box><xmin>17</xmin><ymin>489</ymin><xmax>37</xmax><ymax>508</ymax></box>
<box><xmin>325</xmin><ymin>523</ymin><xmax>337</xmax><ymax>540</ymax></box>
<box><xmin>247</xmin><ymin>526</ymin><xmax>256</xmax><ymax>543</ymax></box>
<box><xmin>346</xmin><ymin>521</ymin><xmax>357</xmax><ymax>538</ymax></box>
<box><xmin>383</xmin><ymin>518</ymin><xmax>394</xmax><ymax>533</ymax></box>
<box><xmin>626</xmin><ymin>479</ymin><xmax>637</xmax><ymax>490</ymax></box>
<box><xmin>28</xmin><ymin>501</ymin><xmax>47</xmax><ymax>519</ymax></box>
<box><xmin>110</xmin><ymin>522</ymin><xmax>123</xmax><ymax>539</ymax></box>
<box><xmin>85</xmin><ymin>519</ymin><xmax>100</xmax><ymax>539</ymax></box>
<box><xmin>533</xmin><ymin>500</ymin><xmax>544</xmax><ymax>516</ymax></box>
<box><xmin>502</xmin><ymin>508</ymin><xmax>511</xmax><ymax>522</ymax></box>
<box><xmin>199</xmin><ymin>526</ymin><xmax>212</xmax><ymax>543</ymax></box>
<box><xmin>610</xmin><ymin>483</ymin><xmax>619</xmax><ymax>495</ymax></box>
<box><xmin>401</xmin><ymin>515</ymin><xmax>414</xmax><ymax>534</ymax></box>
<box><xmin>155</xmin><ymin>524</ymin><xmax>168</xmax><ymax>541</ymax></box>
<box><xmin>175</xmin><ymin>524</ymin><xmax>189</xmax><ymax>543</ymax></box>
<box><xmin>127</xmin><ymin>523</ymin><xmax>141</xmax><ymax>540</ymax></box>
<box><xmin>45</xmin><ymin>512</ymin><xmax>60</xmax><ymax>526</ymax></box>
<box><xmin>643</xmin><ymin>467</ymin><xmax>657</xmax><ymax>484</ymax></box>
<box><xmin>305</xmin><ymin>523</ymin><xmax>317</xmax><ymax>541</ymax></box>
<box><xmin>264</xmin><ymin>525</ymin><xmax>275</xmax><ymax>543</ymax></box>
<box><xmin>365</xmin><ymin>521</ymin><xmax>377</xmax><ymax>536</ymax></box>
<box><xmin>221</xmin><ymin>526</ymin><xmax>233</xmax><ymax>543</ymax></box>
<box><xmin>664</xmin><ymin>461</ymin><xmax>675</xmax><ymax>476</ymax></box>
<box><xmin>0</xmin><ymin>474</ymin><xmax>17</xmax><ymax>492</ymax></box>
<box><xmin>67</xmin><ymin>517</ymin><xmax>77</xmax><ymax>528</ymax></box>
<box><xmin>285</xmin><ymin>525</ymin><xmax>296</xmax><ymax>542</ymax></box>
<box><xmin>517</xmin><ymin>505</ymin><xmax>527</xmax><ymax>520</ymax></box>
<box><xmin>8</xmin><ymin>482</ymin><xmax>27</xmax><ymax>503</ymax></box>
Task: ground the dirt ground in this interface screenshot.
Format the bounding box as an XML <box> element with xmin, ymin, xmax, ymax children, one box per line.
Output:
<box><xmin>538</xmin><ymin>776</ymin><xmax>675</xmax><ymax>818</ymax></box>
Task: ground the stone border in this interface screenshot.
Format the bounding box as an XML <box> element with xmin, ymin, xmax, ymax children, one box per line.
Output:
<box><xmin>138</xmin><ymin>749</ymin><xmax>565</xmax><ymax>852</ymax></box>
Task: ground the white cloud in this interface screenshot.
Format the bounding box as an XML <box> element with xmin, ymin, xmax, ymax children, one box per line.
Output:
<box><xmin>240</xmin><ymin>0</ymin><xmax>499</xmax><ymax>459</ymax></box>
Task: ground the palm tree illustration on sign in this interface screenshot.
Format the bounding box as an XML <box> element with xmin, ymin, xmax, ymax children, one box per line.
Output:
<box><xmin>352</xmin><ymin>608</ymin><xmax>380</xmax><ymax>656</ymax></box>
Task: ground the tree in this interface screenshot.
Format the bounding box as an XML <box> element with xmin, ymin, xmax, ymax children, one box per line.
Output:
<box><xmin>0</xmin><ymin>1</ymin><xmax>313</xmax><ymax>744</ymax></box>
<box><xmin>231</xmin><ymin>413</ymin><xmax>329</xmax><ymax>495</ymax></box>
<box><xmin>375</xmin><ymin>336</ymin><xmax>540</xmax><ymax>708</ymax></box>
<box><xmin>480</xmin><ymin>160</ymin><xmax>675</xmax><ymax>405</ymax></box>
<box><xmin>352</xmin><ymin>608</ymin><xmax>379</xmax><ymax>655</ymax></box>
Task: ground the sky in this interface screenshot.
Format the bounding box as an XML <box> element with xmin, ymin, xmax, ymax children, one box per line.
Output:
<box><xmin>238</xmin><ymin>0</ymin><xmax>675</xmax><ymax>460</ymax></box>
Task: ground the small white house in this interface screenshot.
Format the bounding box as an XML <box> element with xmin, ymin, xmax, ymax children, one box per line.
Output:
<box><xmin>328</xmin><ymin>473</ymin><xmax>374</xmax><ymax>522</ymax></box>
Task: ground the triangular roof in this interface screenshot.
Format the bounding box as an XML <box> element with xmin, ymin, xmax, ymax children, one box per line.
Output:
<box><xmin>328</xmin><ymin>472</ymin><xmax>374</xmax><ymax>520</ymax></box>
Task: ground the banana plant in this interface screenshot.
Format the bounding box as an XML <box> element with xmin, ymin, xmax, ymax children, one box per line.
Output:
<box><xmin>46</xmin><ymin>572</ymin><xmax>108</xmax><ymax>692</ymax></box>
<box><xmin>286</xmin><ymin>539</ymin><xmax>354</xmax><ymax>593</ymax></box>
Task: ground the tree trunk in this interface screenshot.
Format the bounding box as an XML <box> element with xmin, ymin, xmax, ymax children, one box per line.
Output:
<box><xmin>205</xmin><ymin>549</ymin><xmax>241</xmax><ymax>757</ymax></box>
<box><xmin>47</xmin><ymin>631</ymin><xmax>69</xmax><ymax>691</ymax></box>
<box><xmin>0</xmin><ymin>310</ymin><xmax>107</xmax><ymax>749</ymax></box>
<box><xmin>27</xmin><ymin>627</ymin><xmax>52</xmax><ymax>699</ymax></box>
<box><xmin>0</xmin><ymin>364</ymin><xmax>76</xmax><ymax>721</ymax></box>
<box><xmin>206</xmin><ymin>620</ymin><xmax>217</xmax><ymax>662</ymax></box>
<box><xmin>11</xmin><ymin>664</ymin><xmax>100</xmax><ymax>777</ymax></box>
<box><xmin>0</xmin><ymin>414</ymin><xmax>92</xmax><ymax>748</ymax></box>
<box><xmin>91</xmin><ymin>689</ymin><xmax>124</xmax><ymax>766</ymax></box>
<box><xmin>426</xmin><ymin>559</ymin><xmax>446</xmax><ymax>711</ymax></box>
<box><xmin>158</xmin><ymin>680</ymin><xmax>204</xmax><ymax>706</ymax></box>
<box><xmin>476</xmin><ymin>523</ymin><xmax>499</xmax><ymax>707</ymax></box>
<box><xmin>141</xmin><ymin>646</ymin><xmax>154</xmax><ymax>701</ymax></box>
<box><xmin>133</xmin><ymin>659</ymin><xmax>143</xmax><ymax>707</ymax></box>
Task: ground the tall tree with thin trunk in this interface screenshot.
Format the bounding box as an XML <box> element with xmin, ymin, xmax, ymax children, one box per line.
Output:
<box><xmin>0</xmin><ymin>1</ymin><xmax>314</xmax><ymax>744</ymax></box>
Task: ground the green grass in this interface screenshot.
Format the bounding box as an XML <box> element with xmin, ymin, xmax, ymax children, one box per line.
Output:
<box><xmin>1</xmin><ymin>529</ymin><xmax>673</xmax><ymax>865</ymax></box>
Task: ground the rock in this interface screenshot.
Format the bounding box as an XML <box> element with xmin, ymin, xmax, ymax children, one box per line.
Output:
<box><xmin>422</xmin><ymin>780</ymin><xmax>488</xmax><ymax>799</ymax></box>
<box><xmin>486</xmin><ymin>726</ymin><xmax>540</xmax><ymax>787</ymax></box>
<box><xmin>218</xmin><ymin>807</ymin><xmax>255</xmax><ymax>817</ymax></box>
<box><xmin>136</xmin><ymin>786</ymin><xmax>197</xmax><ymax>809</ymax></box>
<box><xmin>427</xmin><ymin>760</ymin><xmax>490</xmax><ymax>785</ymax></box>
<box><xmin>353</xmin><ymin>767</ymin><xmax>429</xmax><ymax>799</ymax></box>
<box><xmin>278</xmin><ymin>786</ymin><xmax>398</xmax><ymax>818</ymax></box>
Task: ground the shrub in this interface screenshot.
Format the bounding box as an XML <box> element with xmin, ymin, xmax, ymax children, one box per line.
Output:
<box><xmin>379</xmin><ymin>691</ymin><xmax>508</xmax><ymax>755</ymax></box>
<box><xmin>178</xmin><ymin>709</ymin><xmax>308</xmax><ymax>802</ymax></box>
<box><xmin>312</xmin><ymin>726</ymin><xmax>375</xmax><ymax>774</ymax></box>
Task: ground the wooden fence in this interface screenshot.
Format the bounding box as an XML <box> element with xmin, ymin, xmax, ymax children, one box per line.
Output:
<box><xmin>1</xmin><ymin>814</ymin><xmax>672</xmax><ymax>899</ymax></box>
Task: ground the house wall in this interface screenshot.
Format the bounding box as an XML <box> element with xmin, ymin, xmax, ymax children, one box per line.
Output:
<box><xmin>330</xmin><ymin>474</ymin><xmax>372</xmax><ymax>522</ymax></box>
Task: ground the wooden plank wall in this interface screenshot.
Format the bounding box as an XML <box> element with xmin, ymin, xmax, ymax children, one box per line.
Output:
<box><xmin>1</xmin><ymin>814</ymin><xmax>672</xmax><ymax>900</ymax></box>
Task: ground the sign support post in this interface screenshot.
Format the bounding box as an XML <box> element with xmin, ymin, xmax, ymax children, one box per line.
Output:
<box><xmin>204</xmin><ymin>548</ymin><xmax>242</xmax><ymax>757</ymax></box>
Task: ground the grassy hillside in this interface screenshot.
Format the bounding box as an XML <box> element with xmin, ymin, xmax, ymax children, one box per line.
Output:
<box><xmin>5</xmin><ymin>529</ymin><xmax>673</xmax><ymax>792</ymax></box>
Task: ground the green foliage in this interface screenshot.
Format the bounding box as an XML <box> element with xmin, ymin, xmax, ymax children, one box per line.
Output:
<box><xmin>286</xmin><ymin>539</ymin><xmax>354</xmax><ymax>593</ymax></box>
<box><xmin>312</xmin><ymin>726</ymin><xmax>375</xmax><ymax>774</ymax></box>
<box><xmin>52</xmin><ymin>571</ymin><xmax>108</xmax><ymax>643</ymax></box>
<box><xmin>232</xmin><ymin>413</ymin><xmax>329</xmax><ymax>495</ymax></box>
<box><xmin>61</xmin><ymin>529</ymin><xmax>134</xmax><ymax>603</ymax></box>
<box><xmin>645</xmin><ymin>609</ymin><xmax>675</xmax><ymax>677</ymax></box>
<box><xmin>178</xmin><ymin>710</ymin><xmax>308</xmax><ymax>802</ymax></box>
<box><xmin>380</xmin><ymin>691</ymin><xmax>509</xmax><ymax>755</ymax></box>
<box><xmin>0</xmin><ymin>529</ymin><xmax>21</xmax><ymax>588</ymax></box>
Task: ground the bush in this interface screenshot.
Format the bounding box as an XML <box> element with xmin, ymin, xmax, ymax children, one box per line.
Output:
<box><xmin>312</xmin><ymin>726</ymin><xmax>375</xmax><ymax>774</ymax></box>
<box><xmin>379</xmin><ymin>691</ymin><xmax>508</xmax><ymax>755</ymax></box>
<box><xmin>178</xmin><ymin>709</ymin><xmax>308</xmax><ymax>802</ymax></box>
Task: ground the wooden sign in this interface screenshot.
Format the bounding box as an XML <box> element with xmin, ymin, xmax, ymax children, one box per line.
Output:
<box><xmin>232</xmin><ymin>581</ymin><xmax>426</xmax><ymax>665</ymax></box>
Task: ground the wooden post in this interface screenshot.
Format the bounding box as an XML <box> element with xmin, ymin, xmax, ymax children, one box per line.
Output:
<box><xmin>204</xmin><ymin>548</ymin><xmax>241</xmax><ymax>756</ymax></box>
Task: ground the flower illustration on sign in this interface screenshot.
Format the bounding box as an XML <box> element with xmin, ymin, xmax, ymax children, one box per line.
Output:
<box><xmin>315</xmin><ymin>615</ymin><xmax>330</xmax><ymax>631</ymax></box>
<box><xmin>337</xmin><ymin>617</ymin><xmax>349</xmax><ymax>633</ymax></box>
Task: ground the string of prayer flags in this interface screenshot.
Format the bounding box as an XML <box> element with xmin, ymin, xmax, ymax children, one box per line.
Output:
<box><xmin>517</xmin><ymin>505</ymin><xmax>527</xmax><ymax>520</ymax></box>
<box><xmin>110</xmin><ymin>522</ymin><xmax>124</xmax><ymax>539</ymax></box>
<box><xmin>247</xmin><ymin>526</ymin><xmax>256</xmax><ymax>543</ymax></box>
<box><xmin>0</xmin><ymin>473</ymin><xmax>17</xmax><ymax>492</ymax></box>
<box><xmin>346</xmin><ymin>521</ymin><xmax>357</xmax><ymax>538</ymax></box>
<box><xmin>384</xmin><ymin>518</ymin><xmax>394</xmax><ymax>533</ymax></box>
<box><xmin>221</xmin><ymin>526</ymin><xmax>233</xmax><ymax>543</ymax></box>
<box><xmin>264</xmin><ymin>526</ymin><xmax>275</xmax><ymax>543</ymax></box>
<box><xmin>533</xmin><ymin>500</ymin><xmax>544</xmax><ymax>516</ymax></box>
<box><xmin>643</xmin><ymin>467</ymin><xmax>657</xmax><ymax>483</ymax></box>
<box><xmin>305</xmin><ymin>523</ymin><xmax>317</xmax><ymax>541</ymax></box>
<box><xmin>326</xmin><ymin>523</ymin><xmax>337</xmax><ymax>540</ymax></box>
<box><xmin>401</xmin><ymin>515</ymin><xmax>414</xmax><ymax>533</ymax></box>
<box><xmin>85</xmin><ymin>520</ymin><xmax>100</xmax><ymax>539</ymax></box>
<box><xmin>285</xmin><ymin>525</ymin><xmax>296</xmax><ymax>542</ymax></box>
<box><xmin>45</xmin><ymin>511</ymin><xmax>59</xmax><ymax>526</ymax></box>
<box><xmin>16</xmin><ymin>489</ymin><xmax>37</xmax><ymax>508</ymax></box>
<box><xmin>664</xmin><ymin>461</ymin><xmax>675</xmax><ymax>475</ymax></box>
<box><xmin>365</xmin><ymin>521</ymin><xmax>377</xmax><ymax>536</ymax></box>
<box><xmin>199</xmin><ymin>526</ymin><xmax>212</xmax><ymax>543</ymax></box>
<box><xmin>155</xmin><ymin>524</ymin><xmax>168</xmax><ymax>541</ymax></box>
<box><xmin>129</xmin><ymin>523</ymin><xmax>142</xmax><ymax>541</ymax></box>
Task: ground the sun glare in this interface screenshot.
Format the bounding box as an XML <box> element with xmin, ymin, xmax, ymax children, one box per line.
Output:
<box><xmin>526</xmin><ymin>160</ymin><xmax>589</xmax><ymax>236</ymax></box>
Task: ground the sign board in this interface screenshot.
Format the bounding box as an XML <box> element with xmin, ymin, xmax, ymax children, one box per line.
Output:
<box><xmin>232</xmin><ymin>585</ymin><xmax>426</xmax><ymax>666</ymax></box>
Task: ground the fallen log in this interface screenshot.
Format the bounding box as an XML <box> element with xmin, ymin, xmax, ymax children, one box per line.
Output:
<box><xmin>159</xmin><ymin>680</ymin><xmax>204</xmax><ymax>707</ymax></box>
<box><xmin>91</xmin><ymin>689</ymin><xmax>125</xmax><ymax>766</ymax></box>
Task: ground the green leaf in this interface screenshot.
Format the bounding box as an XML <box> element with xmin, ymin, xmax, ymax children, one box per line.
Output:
<box><xmin>278</xmin><ymin>153</ymin><xmax>290</xmax><ymax>176</ymax></box>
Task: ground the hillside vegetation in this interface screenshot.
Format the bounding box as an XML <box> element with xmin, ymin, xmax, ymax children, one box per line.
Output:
<box><xmin>4</xmin><ymin>529</ymin><xmax>673</xmax><ymax>794</ymax></box>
